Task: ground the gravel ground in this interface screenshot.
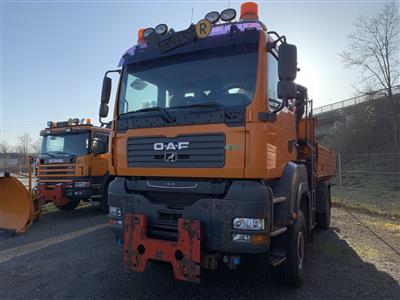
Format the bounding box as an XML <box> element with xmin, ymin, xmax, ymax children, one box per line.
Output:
<box><xmin>0</xmin><ymin>206</ymin><xmax>399</xmax><ymax>299</ymax></box>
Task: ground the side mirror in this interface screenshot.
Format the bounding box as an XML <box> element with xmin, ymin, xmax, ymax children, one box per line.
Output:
<box><xmin>278</xmin><ymin>81</ymin><xmax>297</xmax><ymax>100</ymax></box>
<box><xmin>101</xmin><ymin>76</ymin><xmax>112</xmax><ymax>104</ymax></box>
<box><xmin>99</xmin><ymin>103</ymin><xmax>109</xmax><ymax>118</ymax></box>
<box><xmin>278</xmin><ymin>43</ymin><xmax>297</xmax><ymax>81</ymax></box>
<box><xmin>92</xmin><ymin>139</ymin><xmax>107</xmax><ymax>156</ymax></box>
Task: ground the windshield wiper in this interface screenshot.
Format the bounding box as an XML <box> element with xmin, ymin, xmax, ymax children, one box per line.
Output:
<box><xmin>40</xmin><ymin>152</ymin><xmax>56</xmax><ymax>158</ymax></box>
<box><xmin>187</xmin><ymin>102</ymin><xmax>236</xmax><ymax>119</ymax></box>
<box><xmin>134</xmin><ymin>106</ymin><xmax>176</xmax><ymax>123</ymax></box>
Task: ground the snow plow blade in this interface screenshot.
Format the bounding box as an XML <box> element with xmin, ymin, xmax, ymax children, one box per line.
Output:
<box><xmin>0</xmin><ymin>175</ymin><xmax>41</xmax><ymax>235</ymax></box>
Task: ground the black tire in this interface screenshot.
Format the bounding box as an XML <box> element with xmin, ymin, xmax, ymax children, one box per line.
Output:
<box><xmin>316</xmin><ymin>185</ymin><xmax>331</xmax><ymax>229</ymax></box>
<box><xmin>98</xmin><ymin>183</ymin><xmax>110</xmax><ymax>213</ymax></box>
<box><xmin>56</xmin><ymin>199</ymin><xmax>80</xmax><ymax>211</ymax></box>
<box><xmin>272</xmin><ymin>210</ymin><xmax>306</xmax><ymax>287</ymax></box>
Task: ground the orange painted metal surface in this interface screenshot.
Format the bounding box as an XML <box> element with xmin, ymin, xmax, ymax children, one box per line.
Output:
<box><xmin>124</xmin><ymin>214</ymin><xmax>201</xmax><ymax>283</ymax></box>
<box><xmin>316</xmin><ymin>144</ymin><xmax>336</xmax><ymax>180</ymax></box>
<box><xmin>111</xmin><ymin>32</ymin><xmax>299</xmax><ymax>180</ymax></box>
<box><xmin>38</xmin><ymin>184</ymin><xmax>70</xmax><ymax>207</ymax></box>
<box><xmin>0</xmin><ymin>161</ymin><xmax>41</xmax><ymax>234</ymax></box>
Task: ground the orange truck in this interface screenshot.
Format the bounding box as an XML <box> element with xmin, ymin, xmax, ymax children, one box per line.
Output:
<box><xmin>37</xmin><ymin>118</ymin><xmax>113</xmax><ymax>211</ymax></box>
<box><xmin>101</xmin><ymin>2</ymin><xmax>336</xmax><ymax>286</ymax></box>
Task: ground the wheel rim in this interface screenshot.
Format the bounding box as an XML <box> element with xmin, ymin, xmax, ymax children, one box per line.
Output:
<box><xmin>297</xmin><ymin>231</ymin><xmax>305</xmax><ymax>270</ymax></box>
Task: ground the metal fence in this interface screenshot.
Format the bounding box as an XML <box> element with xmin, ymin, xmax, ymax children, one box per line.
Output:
<box><xmin>331</xmin><ymin>153</ymin><xmax>400</xmax><ymax>217</ymax></box>
<box><xmin>0</xmin><ymin>156</ymin><xmax>30</xmax><ymax>174</ymax></box>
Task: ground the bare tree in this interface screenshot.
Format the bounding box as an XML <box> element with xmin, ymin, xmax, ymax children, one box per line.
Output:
<box><xmin>17</xmin><ymin>133</ymin><xmax>32</xmax><ymax>171</ymax></box>
<box><xmin>0</xmin><ymin>141</ymin><xmax>10</xmax><ymax>172</ymax></box>
<box><xmin>31</xmin><ymin>138</ymin><xmax>41</xmax><ymax>157</ymax></box>
<box><xmin>340</xmin><ymin>1</ymin><xmax>400</xmax><ymax>151</ymax></box>
<box><xmin>0</xmin><ymin>141</ymin><xmax>10</xmax><ymax>154</ymax></box>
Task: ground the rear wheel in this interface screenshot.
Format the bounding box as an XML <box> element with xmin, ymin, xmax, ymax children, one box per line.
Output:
<box><xmin>272</xmin><ymin>210</ymin><xmax>306</xmax><ymax>287</ymax></box>
<box><xmin>56</xmin><ymin>199</ymin><xmax>80</xmax><ymax>211</ymax></box>
<box><xmin>316</xmin><ymin>183</ymin><xmax>331</xmax><ymax>229</ymax></box>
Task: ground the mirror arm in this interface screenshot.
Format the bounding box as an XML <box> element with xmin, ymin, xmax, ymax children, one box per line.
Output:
<box><xmin>266</xmin><ymin>31</ymin><xmax>286</xmax><ymax>51</ymax></box>
<box><xmin>272</xmin><ymin>98</ymin><xmax>287</xmax><ymax>114</ymax></box>
<box><xmin>99</xmin><ymin>116</ymin><xmax>107</xmax><ymax>127</ymax></box>
<box><xmin>105</xmin><ymin>69</ymin><xmax>121</xmax><ymax>76</ymax></box>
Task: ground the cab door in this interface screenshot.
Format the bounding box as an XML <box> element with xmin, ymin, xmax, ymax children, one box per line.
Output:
<box><xmin>265</xmin><ymin>51</ymin><xmax>296</xmax><ymax>178</ymax></box>
<box><xmin>90</xmin><ymin>131</ymin><xmax>110</xmax><ymax>177</ymax></box>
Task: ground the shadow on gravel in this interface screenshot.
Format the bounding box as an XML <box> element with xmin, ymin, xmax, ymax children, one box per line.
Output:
<box><xmin>1</xmin><ymin>224</ymin><xmax>399</xmax><ymax>299</ymax></box>
<box><xmin>122</xmin><ymin>228</ymin><xmax>400</xmax><ymax>299</ymax></box>
<box><xmin>0</xmin><ymin>206</ymin><xmax>107</xmax><ymax>249</ymax></box>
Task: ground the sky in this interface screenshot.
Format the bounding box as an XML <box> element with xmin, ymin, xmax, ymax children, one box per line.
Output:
<box><xmin>0</xmin><ymin>0</ymin><xmax>389</xmax><ymax>147</ymax></box>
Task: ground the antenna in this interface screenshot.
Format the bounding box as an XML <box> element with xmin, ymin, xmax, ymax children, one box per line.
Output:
<box><xmin>191</xmin><ymin>8</ymin><xmax>194</xmax><ymax>23</ymax></box>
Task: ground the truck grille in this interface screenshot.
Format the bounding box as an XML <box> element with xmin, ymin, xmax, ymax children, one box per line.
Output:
<box><xmin>127</xmin><ymin>133</ymin><xmax>225</xmax><ymax>168</ymax></box>
<box><xmin>37</xmin><ymin>164</ymin><xmax>76</xmax><ymax>183</ymax></box>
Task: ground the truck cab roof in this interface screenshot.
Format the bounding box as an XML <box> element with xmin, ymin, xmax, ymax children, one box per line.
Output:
<box><xmin>119</xmin><ymin>21</ymin><xmax>265</xmax><ymax>67</ymax></box>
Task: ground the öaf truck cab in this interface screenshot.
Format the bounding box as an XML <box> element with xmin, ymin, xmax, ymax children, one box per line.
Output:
<box><xmin>101</xmin><ymin>2</ymin><xmax>336</xmax><ymax>286</ymax></box>
<box><xmin>37</xmin><ymin>118</ymin><xmax>113</xmax><ymax>211</ymax></box>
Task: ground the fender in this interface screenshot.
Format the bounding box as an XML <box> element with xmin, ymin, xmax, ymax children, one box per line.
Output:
<box><xmin>101</xmin><ymin>172</ymin><xmax>114</xmax><ymax>195</ymax></box>
<box><xmin>268</xmin><ymin>162</ymin><xmax>309</xmax><ymax>226</ymax></box>
<box><xmin>295</xmin><ymin>182</ymin><xmax>310</xmax><ymax>213</ymax></box>
<box><xmin>295</xmin><ymin>181</ymin><xmax>312</xmax><ymax>235</ymax></box>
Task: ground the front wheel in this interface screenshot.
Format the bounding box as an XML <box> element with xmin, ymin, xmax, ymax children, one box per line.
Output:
<box><xmin>272</xmin><ymin>210</ymin><xmax>306</xmax><ymax>287</ymax></box>
<box><xmin>56</xmin><ymin>199</ymin><xmax>80</xmax><ymax>211</ymax></box>
<box><xmin>98</xmin><ymin>185</ymin><xmax>110</xmax><ymax>213</ymax></box>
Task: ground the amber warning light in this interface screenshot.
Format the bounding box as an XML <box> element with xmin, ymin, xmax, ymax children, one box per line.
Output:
<box><xmin>240</xmin><ymin>2</ymin><xmax>259</xmax><ymax>20</ymax></box>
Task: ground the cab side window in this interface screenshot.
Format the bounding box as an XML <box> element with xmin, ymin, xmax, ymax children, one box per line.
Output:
<box><xmin>267</xmin><ymin>52</ymin><xmax>281</xmax><ymax>111</ymax></box>
<box><xmin>93</xmin><ymin>131</ymin><xmax>110</xmax><ymax>153</ymax></box>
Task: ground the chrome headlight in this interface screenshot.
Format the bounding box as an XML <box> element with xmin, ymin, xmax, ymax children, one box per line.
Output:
<box><xmin>109</xmin><ymin>206</ymin><xmax>121</xmax><ymax>217</ymax></box>
<box><xmin>233</xmin><ymin>218</ymin><xmax>265</xmax><ymax>230</ymax></box>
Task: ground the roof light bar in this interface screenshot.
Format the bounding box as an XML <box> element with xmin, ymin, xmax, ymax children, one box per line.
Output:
<box><xmin>155</xmin><ymin>24</ymin><xmax>168</xmax><ymax>35</ymax></box>
<box><xmin>143</xmin><ymin>27</ymin><xmax>155</xmax><ymax>38</ymax></box>
<box><xmin>205</xmin><ymin>11</ymin><xmax>220</xmax><ymax>24</ymax></box>
<box><xmin>220</xmin><ymin>8</ymin><xmax>236</xmax><ymax>22</ymax></box>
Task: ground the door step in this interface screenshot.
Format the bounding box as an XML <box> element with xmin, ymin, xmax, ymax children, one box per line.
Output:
<box><xmin>270</xmin><ymin>226</ymin><xmax>287</xmax><ymax>237</ymax></box>
<box><xmin>270</xmin><ymin>254</ymin><xmax>286</xmax><ymax>267</ymax></box>
<box><xmin>273</xmin><ymin>196</ymin><xmax>287</xmax><ymax>204</ymax></box>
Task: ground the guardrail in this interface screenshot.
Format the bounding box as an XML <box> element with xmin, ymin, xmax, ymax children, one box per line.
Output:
<box><xmin>314</xmin><ymin>86</ymin><xmax>400</xmax><ymax>115</ymax></box>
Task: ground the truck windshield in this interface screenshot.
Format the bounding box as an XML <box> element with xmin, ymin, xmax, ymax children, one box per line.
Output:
<box><xmin>40</xmin><ymin>133</ymin><xmax>90</xmax><ymax>157</ymax></box>
<box><xmin>118</xmin><ymin>45</ymin><xmax>258</xmax><ymax>115</ymax></box>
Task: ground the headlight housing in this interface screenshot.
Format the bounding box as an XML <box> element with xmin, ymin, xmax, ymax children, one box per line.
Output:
<box><xmin>233</xmin><ymin>218</ymin><xmax>265</xmax><ymax>230</ymax></box>
<box><xmin>109</xmin><ymin>206</ymin><xmax>122</xmax><ymax>217</ymax></box>
<box><xmin>74</xmin><ymin>181</ymin><xmax>91</xmax><ymax>188</ymax></box>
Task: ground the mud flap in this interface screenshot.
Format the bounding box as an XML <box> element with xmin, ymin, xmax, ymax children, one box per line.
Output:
<box><xmin>123</xmin><ymin>214</ymin><xmax>201</xmax><ymax>283</ymax></box>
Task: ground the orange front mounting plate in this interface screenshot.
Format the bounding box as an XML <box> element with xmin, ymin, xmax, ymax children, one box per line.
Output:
<box><xmin>123</xmin><ymin>214</ymin><xmax>201</xmax><ymax>283</ymax></box>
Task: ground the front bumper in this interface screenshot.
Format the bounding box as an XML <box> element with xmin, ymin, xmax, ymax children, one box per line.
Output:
<box><xmin>109</xmin><ymin>177</ymin><xmax>272</xmax><ymax>254</ymax></box>
<box><xmin>38</xmin><ymin>180</ymin><xmax>101</xmax><ymax>205</ymax></box>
